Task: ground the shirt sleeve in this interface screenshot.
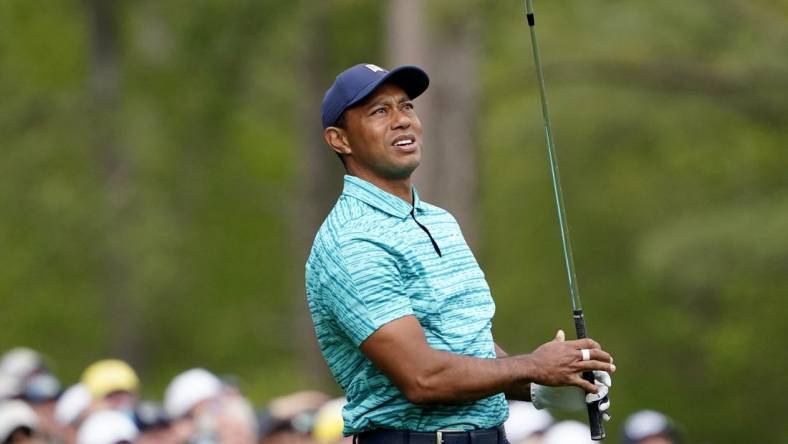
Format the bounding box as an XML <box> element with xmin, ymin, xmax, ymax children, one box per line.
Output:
<box><xmin>324</xmin><ymin>235</ymin><xmax>414</xmax><ymax>347</ymax></box>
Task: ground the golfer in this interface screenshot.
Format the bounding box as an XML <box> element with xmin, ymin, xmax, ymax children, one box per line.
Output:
<box><xmin>305</xmin><ymin>63</ymin><xmax>614</xmax><ymax>444</ymax></box>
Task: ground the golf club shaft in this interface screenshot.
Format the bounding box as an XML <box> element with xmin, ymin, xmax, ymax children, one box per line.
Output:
<box><xmin>523</xmin><ymin>0</ymin><xmax>605</xmax><ymax>439</ymax></box>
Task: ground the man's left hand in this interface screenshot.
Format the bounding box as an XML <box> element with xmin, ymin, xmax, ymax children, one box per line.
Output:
<box><xmin>530</xmin><ymin>371</ymin><xmax>612</xmax><ymax>421</ymax></box>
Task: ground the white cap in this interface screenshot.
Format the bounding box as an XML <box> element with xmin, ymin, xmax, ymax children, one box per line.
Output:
<box><xmin>623</xmin><ymin>410</ymin><xmax>675</xmax><ymax>443</ymax></box>
<box><xmin>55</xmin><ymin>384</ymin><xmax>92</xmax><ymax>425</ymax></box>
<box><xmin>504</xmin><ymin>401</ymin><xmax>553</xmax><ymax>442</ymax></box>
<box><xmin>77</xmin><ymin>411</ymin><xmax>139</xmax><ymax>444</ymax></box>
<box><xmin>0</xmin><ymin>400</ymin><xmax>39</xmax><ymax>442</ymax></box>
<box><xmin>164</xmin><ymin>368</ymin><xmax>222</xmax><ymax>419</ymax></box>
<box><xmin>0</xmin><ymin>373</ymin><xmax>23</xmax><ymax>400</ymax></box>
<box><xmin>0</xmin><ymin>347</ymin><xmax>43</xmax><ymax>379</ymax></box>
<box><xmin>541</xmin><ymin>420</ymin><xmax>595</xmax><ymax>444</ymax></box>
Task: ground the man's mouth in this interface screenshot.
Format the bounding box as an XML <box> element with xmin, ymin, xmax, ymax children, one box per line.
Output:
<box><xmin>392</xmin><ymin>135</ymin><xmax>417</xmax><ymax>149</ymax></box>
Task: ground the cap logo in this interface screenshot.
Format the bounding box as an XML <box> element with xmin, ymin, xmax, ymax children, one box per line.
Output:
<box><xmin>365</xmin><ymin>64</ymin><xmax>386</xmax><ymax>73</ymax></box>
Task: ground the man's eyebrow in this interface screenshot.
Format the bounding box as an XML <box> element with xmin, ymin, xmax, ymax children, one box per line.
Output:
<box><xmin>364</xmin><ymin>94</ymin><xmax>411</xmax><ymax>109</ymax></box>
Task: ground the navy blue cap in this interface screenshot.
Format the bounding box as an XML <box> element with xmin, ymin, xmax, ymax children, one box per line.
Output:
<box><xmin>321</xmin><ymin>63</ymin><xmax>429</xmax><ymax>129</ymax></box>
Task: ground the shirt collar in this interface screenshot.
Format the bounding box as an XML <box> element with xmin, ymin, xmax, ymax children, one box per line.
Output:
<box><xmin>342</xmin><ymin>175</ymin><xmax>423</xmax><ymax>219</ymax></box>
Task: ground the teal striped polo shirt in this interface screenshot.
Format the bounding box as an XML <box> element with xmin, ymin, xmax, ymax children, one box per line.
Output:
<box><xmin>305</xmin><ymin>175</ymin><xmax>508</xmax><ymax>435</ymax></box>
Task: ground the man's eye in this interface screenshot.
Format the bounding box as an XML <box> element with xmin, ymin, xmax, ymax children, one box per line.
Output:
<box><xmin>403</xmin><ymin>103</ymin><xmax>414</xmax><ymax>110</ymax></box>
<box><xmin>373</xmin><ymin>107</ymin><xmax>387</xmax><ymax>115</ymax></box>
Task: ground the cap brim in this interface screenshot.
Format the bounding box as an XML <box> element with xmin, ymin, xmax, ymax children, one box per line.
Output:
<box><xmin>345</xmin><ymin>65</ymin><xmax>430</xmax><ymax>111</ymax></box>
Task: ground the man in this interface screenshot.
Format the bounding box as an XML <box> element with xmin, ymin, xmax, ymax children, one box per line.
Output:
<box><xmin>76</xmin><ymin>410</ymin><xmax>139</xmax><ymax>444</ymax></box>
<box><xmin>0</xmin><ymin>348</ymin><xmax>64</xmax><ymax>442</ymax></box>
<box><xmin>620</xmin><ymin>410</ymin><xmax>682</xmax><ymax>444</ymax></box>
<box><xmin>305</xmin><ymin>63</ymin><xmax>615</xmax><ymax>444</ymax></box>
<box><xmin>161</xmin><ymin>368</ymin><xmax>259</xmax><ymax>444</ymax></box>
<box><xmin>0</xmin><ymin>400</ymin><xmax>42</xmax><ymax>444</ymax></box>
<box><xmin>80</xmin><ymin>359</ymin><xmax>140</xmax><ymax>416</ymax></box>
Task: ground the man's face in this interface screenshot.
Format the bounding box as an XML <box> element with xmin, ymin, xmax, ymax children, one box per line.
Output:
<box><xmin>342</xmin><ymin>82</ymin><xmax>422</xmax><ymax>181</ymax></box>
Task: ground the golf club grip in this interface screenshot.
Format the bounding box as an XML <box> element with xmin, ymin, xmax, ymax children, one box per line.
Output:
<box><xmin>574</xmin><ymin>310</ymin><xmax>606</xmax><ymax>440</ymax></box>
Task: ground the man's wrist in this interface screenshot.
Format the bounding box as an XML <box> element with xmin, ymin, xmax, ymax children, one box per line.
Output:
<box><xmin>511</xmin><ymin>353</ymin><xmax>539</xmax><ymax>385</ymax></box>
<box><xmin>498</xmin><ymin>354</ymin><xmax>536</xmax><ymax>401</ymax></box>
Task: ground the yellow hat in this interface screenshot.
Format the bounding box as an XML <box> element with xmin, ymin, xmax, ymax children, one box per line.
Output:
<box><xmin>81</xmin><ymin>359</ymin><xmax>139</xmax><ymax>399</ymax></box>
<box><xmin>312</xmin><ymin>397</ymin><xmax>347</xmax><ymax>444</ymax></box>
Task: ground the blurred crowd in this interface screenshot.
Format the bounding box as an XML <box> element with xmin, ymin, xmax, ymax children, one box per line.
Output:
<box><xmin>502</xmin><ymin>402</ymin><xmax>683</xmax><ymax>444</ymax></box>
<box><xmin>0</xmin><ymin>347</ymin><xmax>682</xmax><ymax>444</ymax></box>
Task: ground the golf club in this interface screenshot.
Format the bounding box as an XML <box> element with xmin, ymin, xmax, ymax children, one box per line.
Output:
<box><xmin>523</xmin><ymin>0</ymin><xmax>606</xmax><ymax>439</ymax></box>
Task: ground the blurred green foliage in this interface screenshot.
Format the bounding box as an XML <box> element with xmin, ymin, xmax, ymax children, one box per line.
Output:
<box><xmin>1</xmin><ymin>0</ymin><xmax>786</xmax><ymax>442</ymax></box>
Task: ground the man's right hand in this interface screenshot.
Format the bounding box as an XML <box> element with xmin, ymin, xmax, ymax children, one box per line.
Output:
<box><xmin>526</xmin><ymin>329</ymin><xmax>616</xmax><ymax>394</ymax></box>
<box><xmin>523</xmin><ymin>330</ymin><xmax>614</xmax><ymax>419</ymax></box>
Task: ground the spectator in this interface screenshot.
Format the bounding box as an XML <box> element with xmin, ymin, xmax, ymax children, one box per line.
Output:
<box><xmin>259</xmin><ymin>391</ymin><xmax>330</xmax><ymax>444</ymax></box>
<box><xmin>0</xmin><ymin>348</ymin><xmax>47</xmax><ymax>382</ymax></box>
<box><xmin>54</xmin><ymin>384</ymin><xmax>93</xmax><ymax>444</ymax></box>
<box><xmin>22</xmin><ymin>373</ymin><xmax>61</xmax><ymax>403</ymax></box>
<box><xmin>21</xmin><ymin>373</ymin><xmax>62</xmax><ymax>444</ymax></box>
<box><xmin>76</xmin><ymin>411</ymin><xmax>138</xmax><ymax>444</ymax></box>
<box><xmin>80</xmin><ymin>359</ymin><xmax>139</xmax><ymax>415</ymax></box>
<box><xmin>503</xmin><ymin>401</ymin><xmax>553</xmax><ymax>444</ymax></box>
<box><xmin>164</xmin><ymin>368</ymin><xmax>258</xmax><ymax>444</ymax></box>
<box><xmin>1</xmin><ymin>348</ymin><xmax>62</xmax><ymax>442</ymax></box>
<box><xmin>133</xmin><ymin>401</ymin><xmax>179</xmax><ymax>444</ymax></box>
<box><xmin>311</xmin><ymin>397</ymin><xmax>347</xmax><ymax>444</ymax></box>
<box><xmin>541</xmin><ymin>420</ymin><xmax>595</xmax><ymax>444</ymax></box>
<box><xmin>0</xmin><ymin>399</ymin><xmax>41</xmax><ymax>444</ymax></box>
<box><xmin>133</xmin><ymin>400</ymin><xmax>170</xmax><ymax>430</ymax></box>
<box><xmin>621</xmin><ymin>410</ymin><xmax>682</xmax><ymax>444</ymax></box>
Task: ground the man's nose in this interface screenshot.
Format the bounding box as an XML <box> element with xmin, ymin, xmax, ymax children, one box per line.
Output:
<box><xmin>391</xmin><ymin>109</ymin><xmax>411</xmax><ymax>129</ymax></box>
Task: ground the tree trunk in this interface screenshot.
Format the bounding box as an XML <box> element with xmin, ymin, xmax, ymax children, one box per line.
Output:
<box><xmin>291</xmin><ymin>1</ymin><xmax>344</xmax><ymax>388</ymax></box>
<box><xmin>386</xmin><ymin>0</ymin><xmax>482</xmax><ymax>247</ymax></box>
<box><xmin>84</xmin><ymin>0</ymin><xmax>141</xmax><ymax>364</ymax></box>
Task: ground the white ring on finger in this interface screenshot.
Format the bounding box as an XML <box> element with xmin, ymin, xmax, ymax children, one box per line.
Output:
<box><xmin>581</xmin><ymin>348</ymin><xmax>591</xmax><ymax>361</ymax></box>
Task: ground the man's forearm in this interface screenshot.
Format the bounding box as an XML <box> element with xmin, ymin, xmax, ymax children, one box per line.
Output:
<box><xmin>361</xmin><ymin>318</ymin><xmax>612</xmax><ymax>406</ymax></box>
<box><xmin>402</xmin><ymin>348</ymin><xmax>534</xmax><ymax>405</ymax></box>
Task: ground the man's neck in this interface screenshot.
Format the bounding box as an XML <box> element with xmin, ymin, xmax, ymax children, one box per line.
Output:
<box><xmin>350</xmin><ymin>171</ymin><xmax>413</xmax><ymax>205</ymax></box>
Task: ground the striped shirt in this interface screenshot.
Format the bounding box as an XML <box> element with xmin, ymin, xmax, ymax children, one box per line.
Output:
<box><xmin>305</xmin><ymin>175</ymin><xmax>508</xmax><ymax>435</ymax></box>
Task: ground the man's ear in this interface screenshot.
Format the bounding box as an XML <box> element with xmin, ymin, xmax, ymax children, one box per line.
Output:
<box><xmin>323</xmin><ymin>127</ymin><xmax>352</xmax><ymax>157</ymax></box>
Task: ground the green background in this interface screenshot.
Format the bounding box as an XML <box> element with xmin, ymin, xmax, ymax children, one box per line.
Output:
<box><xmin>1</xmin><ymin>1</ymin><xmax>786</xmax><ymax>442</ymax></box>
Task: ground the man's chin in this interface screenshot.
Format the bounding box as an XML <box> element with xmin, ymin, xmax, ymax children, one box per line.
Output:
<box><xmin>384</xmin><ymin>161</ymin><xmax>420</xmax><ymax>181</ymax></box>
